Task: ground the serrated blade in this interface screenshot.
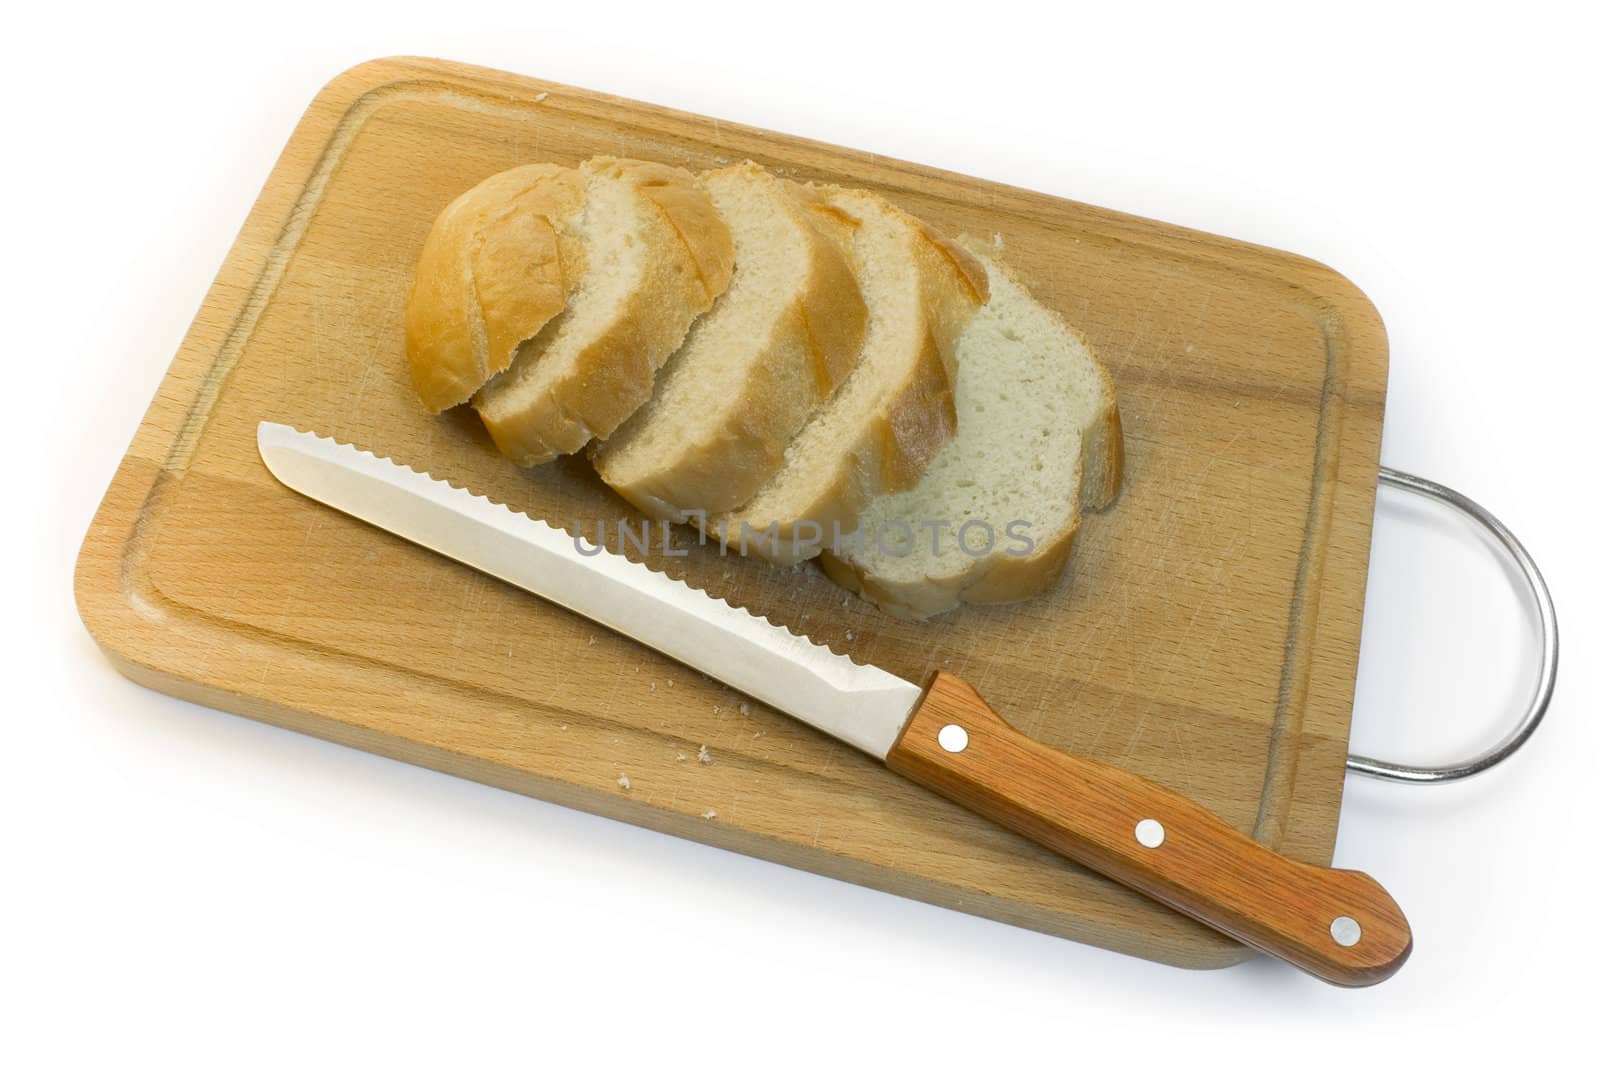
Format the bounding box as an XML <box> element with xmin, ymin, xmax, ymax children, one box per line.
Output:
<box><xmin>256</xmin><ymin>422</ymin><xmax>922</xmax><ymax>758</ymax></box>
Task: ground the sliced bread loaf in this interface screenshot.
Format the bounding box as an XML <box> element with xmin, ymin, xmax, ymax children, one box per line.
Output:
<box><xmin>702</xmin><ymin>189</ymin><xmax>988</xmax><ymax>564</ymax></box>
<box><xmin>473</xmin><ymin>157</ymin><xmax>735</xmax><ymax>465</ymax></box>
<box><xmin>592</xmin><ymin>162</ymin><xmax>868</xmax><ymax>520</ymax></box>
<box><xmin>404</xmin><ymin>163</ymin><xmax>586</xmax><ymax>413</ymax></box>
<box><xmin>819</xmin><ymin>240</ymin><xmax>1123</xmax><ymax>618</ymax></box>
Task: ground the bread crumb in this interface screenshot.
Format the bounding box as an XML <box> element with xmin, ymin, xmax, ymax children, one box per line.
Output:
<box><xmin>587</xmin><ymin>635</ymin><xmax>596</xmax><ymax>646</ymax></box>
<box><xmin>993</xmin><ymin>231</ymin><xmax>1005</xmax><ymax>249</ymax></box>
<box><xmin>753</xmin><ymin>730</ymin><xmax>765</xmax><ymax>739</ymax></box>
<box><xmin>617</xmin><ymin>775</ymin><xmax>631</xmax><ymax>790</ymax></box>
<box><xmin>698</xmin><ymin>744</ymin><xmax>712</xmax><ymax>765</ymax></box>
<box><xmin>845</xmin><ymin>630</ymin><xmax>854</xmax><ymax>641</ymax></box>
<box><xmin>711</xmin><ymin>705</ymin><xmax>720</xmax><ymax>716</ymax></box>
<box><xmin>738</xmin><ymin>702</ymin><xmax>749</xmax><ymax>717</ymax></box>
<box><xmin>650</xmin><ymin>681</ymin><xmax>657</xmax><ymax>691</ymax></box>
<box><xmin>560</xmin><ymin>724</ymin><xmax>569</xmax><ymax>731</ymax></box>
<box><xmin>676</xmin><ymin>751</ymin><xmax>687</xmax><ymax>762</ymax></box>
<box><xmin>533</xmin><ymin>91</ymin><xmax>549</xmax><ymax>102</ymax></box>
<box><xmin>702</xmin><ymin>810</ymin><xmax>717</xmax><ymax>820</ymax></box>
<box><xmin>666</xmin><ymin>679</ymin><xmax>674</xmax><ymax>688</ymax></box>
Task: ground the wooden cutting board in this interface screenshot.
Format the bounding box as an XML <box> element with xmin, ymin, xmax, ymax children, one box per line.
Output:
<box><xmin>74</xmin><ymin>57</ymin><xmax>1388</xmax><ymax>969</ymax></box>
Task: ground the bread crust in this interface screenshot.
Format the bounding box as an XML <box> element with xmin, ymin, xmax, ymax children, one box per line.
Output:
<box><xmin>819</xmin><ymin>244</ymin><xmax>1123</xmax><ymax>618</ymax></box>
<box><xmin>594</xmin><ymin>164</ymin><xmax>868</xmax><ymax>520</ymax></box>
<box><xmin>404</xmin><ymin>164</ymin><xmax>585</xmax><ymax>413</ymax></box>
<box><xmin>818</xmin><ymin>515</ymin><xmax>1083</xmax><ymax>620</ymax></box>
<box><xmin>705</xmin><ymin>191</ymin><xmax>987</xmax><ymax>565</ymax></box>
<box><xmin>620</xmin><ymin>159</ymin><xmax>736</xmax><ymax>302</ymax></box>
<box><xmin>1079</xmin><ymin>395</ymin><xmax>1125</xmax><ymax>511</ymax></box>
<box><xmin>474</xmin><ymin>158</ymin><xmax>734</xmax><ymax>465</ymax></box>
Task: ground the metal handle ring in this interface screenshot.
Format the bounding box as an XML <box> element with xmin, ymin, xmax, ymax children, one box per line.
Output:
<box><xmin>1346</xmin><ymin>467</ymin><xmax>1559</xmax><ymax>784</ymax></box>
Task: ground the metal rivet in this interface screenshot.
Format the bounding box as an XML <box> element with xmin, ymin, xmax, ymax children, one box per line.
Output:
<box><xmin>1330</xmin><ymin>916</ymin><xmax>1362</xmax><ymax>947</ymax></box>
<box><xmin>937</xmin><ymin>724</ymin><xmax>969</xmax><ymax>753</ymax></box>
<box><xmin>1135</xmin><ymin>818</ymin><xmax>1165</xmax><ymax>848</ymax></box>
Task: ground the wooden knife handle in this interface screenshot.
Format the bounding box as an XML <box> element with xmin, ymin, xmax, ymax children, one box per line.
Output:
<box><xmin>886</xmin><ymin>672</ymin><xmax>1412</xmax><ymax>986</ymax></box>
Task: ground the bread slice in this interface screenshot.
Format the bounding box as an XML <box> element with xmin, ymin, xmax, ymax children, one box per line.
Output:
<box><xmin>404</xmin><ymin>163</ymin><xmax>586</xmax><ymax>413</ymax></box>
<box><xmin>592</xmin><ymin>162</ymin><xmax>868</xmax><ymax>520</ymax></box>
<box><xmin>473</xmin><ymin>158</ymin><xmax>735</xmax><ymax>465</ymax></box>
<box><xmin>702</xmin><ymin>189</ymin><xmax>988</xmax><ymax>564</ymax></box>
<box><xmin>819</xmin><ymin>240</ymin><xmax>1123</xmax><ymax>618</ymax></box>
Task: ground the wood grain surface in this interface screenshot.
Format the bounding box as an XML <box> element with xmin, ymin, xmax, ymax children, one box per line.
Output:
<box><xmin>890</xmin><ymin>673</ymin><xmax>1411</xmax><ymax>984</ymax></box>
<box><xmin>73</xmin><ymin>57</ymin><xmax>1389</xmax><ymax>969</ymax></box>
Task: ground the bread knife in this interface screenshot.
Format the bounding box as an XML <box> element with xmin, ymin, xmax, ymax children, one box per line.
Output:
<box><xmin>256</xmin><ymin>421</ymin><xmax>1411</xmax><ymax>986</ymax></box>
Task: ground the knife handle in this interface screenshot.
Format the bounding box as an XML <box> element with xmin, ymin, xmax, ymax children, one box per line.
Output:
<box><xmin>886</xmin><ymin>672</ymin><xmax>1412</xmax><ymax>986</ymax></box>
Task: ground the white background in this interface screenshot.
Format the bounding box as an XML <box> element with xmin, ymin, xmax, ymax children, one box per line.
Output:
<box><xmin>5</xmin><ymin>1</ymin><xmax>1596</xmax><ymax>1062</ymax></box>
